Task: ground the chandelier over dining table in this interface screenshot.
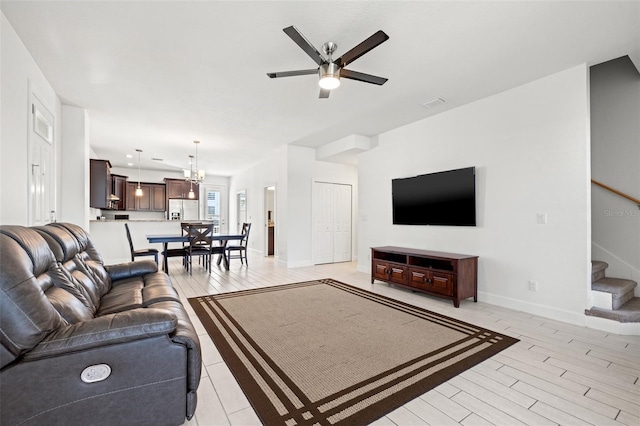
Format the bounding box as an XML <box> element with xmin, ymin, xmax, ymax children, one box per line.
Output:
<box><xmin>184</xmin><ymin>140</ymin><xmax>205</xmax><ymax>183</ymax></box>
<box><xmin>184</xmin><ymin>140</ymin><xmax>205</xmax><ymax>199</ymax></box>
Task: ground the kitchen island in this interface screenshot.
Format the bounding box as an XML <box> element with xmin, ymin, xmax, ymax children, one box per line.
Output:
<box><xmin>90</xmin><ymin>219</ymin><xmax>189</xmax><ymax>264</ymax></box>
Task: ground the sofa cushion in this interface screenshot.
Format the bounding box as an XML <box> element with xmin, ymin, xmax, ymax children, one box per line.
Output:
<box><xmin>0</xmin><ymin>227</ymin><xmax>67</xmax><ymax>368</ymax></box>
<box><xmin>97</xmin><ymin>274</ymin><xmax>181</xmax><ymax>316</ymax></box>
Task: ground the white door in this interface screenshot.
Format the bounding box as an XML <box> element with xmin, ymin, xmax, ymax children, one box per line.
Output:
<box><xmin>204</xmin><ymin>185</ymin><xmax>227</xmax><ymax>233</ymax></box>
<box><xmin>313</xmin><ymin>182</ymin><xmax>334</xmax><ymax>264</ymax></box>
<box><xmin>313</xmin><ymin>182</ymin><xmax>352</xmax><ymax>264</ymax></box>
<box><xmin>29</xmin><ymin>91</ymin><xmax>55</xmax><ymax>226</ymax></box>
<box><xmin>333</xmin><ymin>184</ymin><xmax>352</xmax><ymax>262</ymax></box>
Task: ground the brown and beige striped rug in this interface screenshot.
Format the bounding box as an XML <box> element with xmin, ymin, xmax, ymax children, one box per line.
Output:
<box><xmin>189</xmin><ymin>279</ymin><xmax>518</xmax><ymax>425</ymax></box>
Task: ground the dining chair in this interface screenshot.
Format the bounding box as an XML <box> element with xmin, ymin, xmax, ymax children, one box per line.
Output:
<box><xmin>124</xmin><ymin>223</ymin><xmax>159</xmax><ymax>264</ymax></box>
<box><xmin>227</xmin><ymin>222</ymin><xmax>251</xmax><ymax>266</ymax></box>
<box><xmin>184</xmin><ymin>223</ymin><xmax>218</xmax><ymax>274</ymax></box>
<box><xmin>161</xmin><ymin>222</ymin><xmax>196</xmax><ymax>271</ymax></box>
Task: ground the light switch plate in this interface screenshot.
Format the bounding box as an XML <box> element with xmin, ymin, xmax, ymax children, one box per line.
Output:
<box><xmin>536</xmin><ymin>213</ymin><xmax>547</xmax><ymax>224</ymax></box>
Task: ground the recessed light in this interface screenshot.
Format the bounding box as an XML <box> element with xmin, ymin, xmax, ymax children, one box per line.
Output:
<box><xmin>420</xmin><ymin>98</ymin><xmax>445</xmax><ymax>109</ymax></box>
<box><xmin>127</xmin><ymin>163</ymin><xmax>134</xmax><ymax>166</ymax></box>
<box><xmin>126</xmin><ymin>154</ymin><xmax>133</xmax><ymax>158</ymax></box>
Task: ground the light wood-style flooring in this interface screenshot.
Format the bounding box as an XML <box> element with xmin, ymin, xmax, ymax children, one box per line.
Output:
<box><xmin>174</xmin><ymin>255</ymin><xmax>640</xmax><ymax>426</ymax></box>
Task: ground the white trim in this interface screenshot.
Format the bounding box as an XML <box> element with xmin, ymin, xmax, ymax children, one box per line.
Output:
<box><xmin>585</xmin><ymin>316</ymin><xmax>640</xmax><ymax>335</ymax></box>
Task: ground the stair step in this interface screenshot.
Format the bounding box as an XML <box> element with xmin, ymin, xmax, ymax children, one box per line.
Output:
<box><xmin>592</xmin><ymin>277</ymin><xmax>638</xmax><ymax>296</ymax></box>
<box><xmin>585</xmin><ymin>297</ymin><xmax>640</xmax><ymax>323</ymax></box>
<box><xmin>591</xmin><ymin>260</ymin><xmax>609</xmax><ymax>283</ymax></box>
<box><xmin>592</xmin><ymin>277</ymin><xmax>637</xmax><ymax>310</ymax></box>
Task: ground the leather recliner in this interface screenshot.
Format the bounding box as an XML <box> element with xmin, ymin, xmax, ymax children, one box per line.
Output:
<box><xmin>0</xmin><ymin>223</ymin><xmax>201</xmax><ymax>426</ymax></box>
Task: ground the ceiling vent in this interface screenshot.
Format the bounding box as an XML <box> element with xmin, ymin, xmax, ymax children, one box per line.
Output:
<box><xmin>420</xmin><ymin>98</ymin><xmax>445</xmax><ymax>109</ymax></box>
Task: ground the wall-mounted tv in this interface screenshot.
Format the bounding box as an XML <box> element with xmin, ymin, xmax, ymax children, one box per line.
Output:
<box><xmin>392</xmin><ymin>167</ymin><xmax>476</xmax><ymax>226</ymax></box>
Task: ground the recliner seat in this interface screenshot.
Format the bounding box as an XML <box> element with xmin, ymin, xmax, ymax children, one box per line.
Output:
<box><xmin>0</xmin><ymin>223</ymin><xmax>201</xmax><ymax>426</ymax></box>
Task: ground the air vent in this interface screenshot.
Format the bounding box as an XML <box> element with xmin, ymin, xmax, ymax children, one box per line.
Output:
<box><xmin>151</xmin><ymin>158</ymin><xmax>164</xmax><ymax>161</ymax></box>
<box><xmin>420</xmin><ymin>98</ymin><xmax>445</xmax><ymax>109</ymax></box>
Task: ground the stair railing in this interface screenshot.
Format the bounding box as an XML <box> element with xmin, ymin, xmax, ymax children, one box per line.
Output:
<box><xmin>591</xmin><ymin>179</ymin><xmax>640</xmax><ymax>209</ymax></box>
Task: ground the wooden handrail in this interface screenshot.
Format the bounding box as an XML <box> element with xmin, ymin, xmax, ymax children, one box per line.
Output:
<box><xmin>591</xmin><ymin>179</ymin><xmax>640</xmax><ymax>206</ymax></box>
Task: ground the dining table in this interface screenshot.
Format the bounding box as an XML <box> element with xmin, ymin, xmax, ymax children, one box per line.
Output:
<box><xmin>147</xmin><ymin>232</ymin><xmax>244</xmax><ymax>273</ymax></box>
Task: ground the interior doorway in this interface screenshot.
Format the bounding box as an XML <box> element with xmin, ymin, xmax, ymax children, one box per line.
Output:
<box><xmin>29</xmin><ymin>86</ymin><xmax>55</xmax><ymax>226</ymax></box>
<box><xmin>264</xmin><ymin>186</ymin><xmax>276</xmax><ymax>257</ymax></box>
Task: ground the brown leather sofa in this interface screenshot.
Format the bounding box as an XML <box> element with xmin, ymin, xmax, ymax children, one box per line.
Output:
<box><xmin>0</xmin><ymin>223</ymin><xmax>201</xmax><ymax>425</ymax></box>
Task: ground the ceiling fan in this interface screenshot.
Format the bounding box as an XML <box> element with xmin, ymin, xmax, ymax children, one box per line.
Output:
<box><xmin>267</xmin><ymin>26</ymin><xmax>389</xmax><ymax>98</ymax></box>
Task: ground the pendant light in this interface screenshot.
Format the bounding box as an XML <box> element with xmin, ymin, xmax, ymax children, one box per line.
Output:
<box><xmin>135</xmin><ymin>149</ymin><xmax>143</xmax><ymax>197</ymax></box>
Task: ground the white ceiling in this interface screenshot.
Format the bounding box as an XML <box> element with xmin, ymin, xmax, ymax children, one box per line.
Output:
<box><xmin>2</xmin><ymin>1</ymin><xmax>639</xmax><ymax>176</ymax></box>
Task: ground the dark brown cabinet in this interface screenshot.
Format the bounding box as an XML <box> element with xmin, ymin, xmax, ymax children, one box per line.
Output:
<box><xmin>371</xmin><ymin>246</ymin><xmax>478</xmax><ymax>308</ymax></box>
<box><xmin>125</xmin><ymin>182</ymin><xmax>166</xmax><ymax>212</ymax></box>
<box><xmin>89</xmin><ymin>159</ymin><xmax>112</xmax><ymax>209</ymax></box>
<box><xmin>164</xmin><ymin>178</ymin><xmax>199</xmax><ymax>200</ymax></box>
<box><xmin>111</xmin><ymin>174</ymin><xmax>128</xmax><ymax>210</ymax></box>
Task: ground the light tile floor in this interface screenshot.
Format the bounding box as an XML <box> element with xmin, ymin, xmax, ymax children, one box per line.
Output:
<box><xmin>173</xmin><ymin>255</ymin><xmax>640</xmax><ymax>426</ymax></box>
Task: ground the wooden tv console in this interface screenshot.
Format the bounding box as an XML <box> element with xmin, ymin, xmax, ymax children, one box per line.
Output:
<box><xmin>371</xmin><ymin>246</ymin><xmax>478</xmax><ymax>308</ymax></box>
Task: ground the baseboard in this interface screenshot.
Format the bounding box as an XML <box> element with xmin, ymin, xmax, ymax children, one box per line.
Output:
<box><xmin>286</xmin><ymin>260</ymin><xmax>314</xmax><ymax>268</ymax></box>
<box><xmin>478</xmin><ymin>291</ymin><xmax>586</xmax><ymax>326</ymax></box>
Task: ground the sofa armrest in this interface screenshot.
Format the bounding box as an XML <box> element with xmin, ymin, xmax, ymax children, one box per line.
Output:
<box><xmin>106</xmin><ymin>260</ymin><xmax>158</xmax><ymax>282</ymax></box>
<box><xmin>23</xmin><ymin>308</ymin><xmax>177</xmax><ymax>360</ymax></box>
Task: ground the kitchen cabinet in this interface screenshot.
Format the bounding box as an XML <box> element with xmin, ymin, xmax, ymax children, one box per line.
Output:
<box><xmin>90</xmin><ymin>159</ymin><xmax>112</xmax><ymax>209</ymax></box>
<box><xmin>371</xmin><ymin>246</ymin><xmax>477</xmax><ymax>308</ymax></box>
<box><xmin>111</xmin><ymin>174</ymin><xmax>128</xmax><ymax>210</ymax></box>
<box><xmin>126</xmin><ymin>182</ymin><xmax>166</xmax><ymax>212</ymax></box>
<box><xmin>165</xmin><ymin>178</ymin><xmax>199</xmax><ymax>200</ymax></box>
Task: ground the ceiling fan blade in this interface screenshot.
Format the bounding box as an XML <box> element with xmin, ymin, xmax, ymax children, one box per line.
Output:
<box><xmin>340</xmin><ymin>69</ymin><xmax>388</xmax><ymax>85</ymax></box>
<box><xmin>283</xmin><ymin>26</ymin><xmax>327</xmax><ymax>66</ymax></box>
<box><xmin>335</xmin><ymin>30</ymin><xmax>389</xmax><ymax>68</ymax></box>
<box><xmin>267</xmin><ymin>69</ymin><xmax>319</xmax><ymax>78</ymax></box>
<box><xmin>319</xmin><ymin>88</ymin><xmax>330</xmax><ymax>99</ymax></box>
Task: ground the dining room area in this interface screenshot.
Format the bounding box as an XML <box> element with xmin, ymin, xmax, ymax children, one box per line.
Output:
<box><xmin>89</xmin><ymin>219</ymin><xmax>250</xmax><ymax>273</ymax></box>
<box><xmin>146</xmin><ymin>222</ymin><xmax>247</xmax><ymax>274</ymax></box>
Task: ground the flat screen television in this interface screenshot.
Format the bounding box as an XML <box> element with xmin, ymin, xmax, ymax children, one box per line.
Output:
<box><xmin>392</xmin><ymin>167</ymin><xmax>476</xmax><ymax>226</ymax></box>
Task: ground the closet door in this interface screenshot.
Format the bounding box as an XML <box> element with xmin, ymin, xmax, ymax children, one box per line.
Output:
<box><xmin>332</xmin><ymin>184</ymin><xmax>352</xmax><ymax>263</ymax></box>
<box><xmin>313</xmin><ymin>182</ymin><xmax>335</xmax><ymax>264</ymax></box>
<box><xmin>313</xmin><ymin>182</ymin><xmax>352</xmax><ymax>265</ymax></box>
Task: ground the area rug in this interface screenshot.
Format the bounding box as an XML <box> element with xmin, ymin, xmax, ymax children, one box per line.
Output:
<box><xmin>189</xmin><ymin>278</ymin><xmax>518</xmax><ymax>425</ymax></box>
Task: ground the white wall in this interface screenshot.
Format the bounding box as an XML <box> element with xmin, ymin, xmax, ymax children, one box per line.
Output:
<box><xmin>229</xmin><ymin>147</ymin><xmax>286</xmax><ymax>261</ymax></box>
<box><xmin>60</xmin><ymin>106</ymin><xmax>90</xmax><ymax>228</ymax></box>
<box><xmin>358</xmin><ymin>65</ymin><xmax>591</xmax><ymax>325</ymax></box>
<box><xmin>1</xmin><ymin>12</ymin><xmax>61</xmax><ymax>225</ymax></box>
<box><xmin>590</xmin><ymin>56</ymin><xmax>640</xmax><ymax>290</ymax></box>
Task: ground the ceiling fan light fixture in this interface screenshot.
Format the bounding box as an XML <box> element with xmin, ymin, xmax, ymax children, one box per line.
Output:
<box><xmin>318</xmin><ymin>63</ymin><xmax>341</xmax><ymax>90</ymax></box>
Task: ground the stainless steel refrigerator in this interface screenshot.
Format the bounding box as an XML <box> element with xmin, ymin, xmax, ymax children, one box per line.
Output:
<box><xmin>168</xmin><ymin>199</ymin><xmax>199</xmax><ymax>221</ymax></box>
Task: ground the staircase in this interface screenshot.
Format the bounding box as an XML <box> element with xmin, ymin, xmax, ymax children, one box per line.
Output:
<box><xmin>585</xmin><ymin>261</ymin><xmax>640</xmax><ymax>322</ymax></box>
